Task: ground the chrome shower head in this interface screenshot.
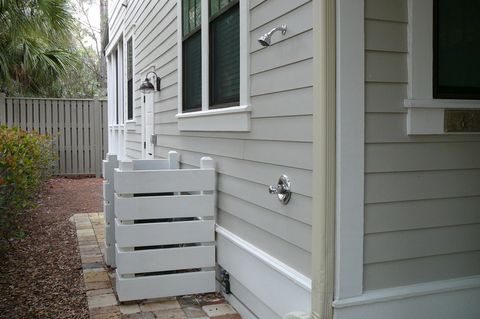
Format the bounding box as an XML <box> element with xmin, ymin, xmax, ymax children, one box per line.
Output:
<box><xmin>258</xmin><ymin>25</ymin><xmax>287</xmax><ymax>47</ymax></box>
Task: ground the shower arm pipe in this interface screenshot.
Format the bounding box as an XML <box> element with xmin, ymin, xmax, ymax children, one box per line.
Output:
<box><xmin>266</xmin><ymin>25</ymin><xmax>287</xmax><ymax>37</ymax></box>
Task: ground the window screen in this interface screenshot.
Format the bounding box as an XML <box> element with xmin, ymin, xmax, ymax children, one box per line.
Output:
<box><xmin>115</xmin><ymin>49</ymin><xmax>119</xmax><ymax>124</ymax></box>
<box><xmin>209</xmin><ymin>1</ymin><xmax>239</xmax><ymax>108</ymax></box>
<box><xmin>182</xmin><ymin>0</ymin><xmax>202</xmax><ymax>111</ymax></box>
<box><xmin>127</xmin><ymin>38</ymin><xmax>133</xmax><ymax>120</ymax></box>
<box><xmin>210</xmin><ymin>0</ymin><xmax>236</xmax><ymax>16</ymax></box>
<box><xmin>434</xmin><ymin>0</ymin><xmax>480</xmax><ymax>99</ymax></box>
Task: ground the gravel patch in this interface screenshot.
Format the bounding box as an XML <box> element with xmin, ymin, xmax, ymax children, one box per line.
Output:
<box><xmin>0</xmin><ymin>177</ymin><xmax>103</xmax><ymax>319</ymax></box>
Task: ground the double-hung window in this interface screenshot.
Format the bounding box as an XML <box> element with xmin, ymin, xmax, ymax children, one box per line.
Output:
<box><xmin>433</xmin><ymin>0</ymin><xmax>480</xmax><ymax>99</ymax></box>
<box><xmin>178</xmin><ymin>0</ymin><xmax>250</xmax><ymax>132</ymax></box>
<box><xmin>406</xmin><ymin>0</ymin><xmax>480</xmax><ymax>134</ymax></box>
<box><xmin>113</xmin><ymin>44</ymin><xmax>124</xmax><ymax>125</ymax></box>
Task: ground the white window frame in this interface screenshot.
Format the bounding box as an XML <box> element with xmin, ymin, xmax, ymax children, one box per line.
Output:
<box><xmin>106</xmin><ymin>38</ymin><xmax>126</xmax><ymax>159</ymax></box>
<box><xmin>176</xmin><ymin>0</ymin><xmax>251</xmax><ymax>132</ymax></box>
<box><xmin>405</xmin><ymin>0</ymin><xmax>480</xmax><ymax>135</ymax></box>
<box><xmin>108</xmin><ymin>41</ymin><xmax>125</xmax><ymax>126</ymax></box>
<box><xmin>124</xmin><ymin>24</ymin><xmax>137</xmax><ymax>131</ymax></box>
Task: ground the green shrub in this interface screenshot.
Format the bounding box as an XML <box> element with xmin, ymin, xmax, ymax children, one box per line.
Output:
<box><xmin>0</xmin><ymin>126</ymin><xmax>56</xmax><ymax>241</ymax></box>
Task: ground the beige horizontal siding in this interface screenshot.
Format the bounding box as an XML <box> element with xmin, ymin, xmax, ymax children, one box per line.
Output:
<box><xmin>365</xmin><ymin>224</ymin><xmax>480</xmax><ymax>264</ymax></box>
<box><xmin>364</xmin><ymin>0</ymin><xmax>480</xmax><ymax>290</ymax></box>
<box><xmin>366</xmin><ymin>142</ymin><xmax>480</xmax><ymax>173</ymax></box>
<box><xmin>365</xmin><ymin>196</ymin><xmax>480</xmax><ymax>234</ymax></box>
<box><xmin>364</xmin><ymin>251</ymin><xmax>480</xmax><ymax>290</ymax></box>
<box><xmin>250</xmin><ymin>1</ymin><xmax>312</xmax><ymax>52</ymax></box>
<box><xmin>110</xmin><ymin>0</ymin><xmax>314</xmax><ymax>282</ymax></box>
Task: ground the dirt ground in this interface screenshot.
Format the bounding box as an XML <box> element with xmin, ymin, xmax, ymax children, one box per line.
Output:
<box><xmin>0</xmin><ymin>177</ymin><xmax>103</xmax><ymax>319</ymax></box>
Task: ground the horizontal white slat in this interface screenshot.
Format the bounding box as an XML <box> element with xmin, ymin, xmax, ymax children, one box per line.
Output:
<box><xmin>116</xmin><ymin>270</ymin><xmax>216</xmax><ymax>302</ymax></box>
<box><xmin>132</xmin><ymin>159</ymin><xmax>170</xmax><ymax>170</ymax></box>
<box><xmin>115</xmin><ymin>219</ymin><xmax>215</xmax><ymax>247</ymax></box>
<box><xmin>114</xmin><ymin>169</ymin><xmax>215</xmax><ymax>194</ymax></box>
<box><xmin>115</xmin><ymin>194</ymin><xmax>215</xmax><ymax>220</ymax></box>
<box><xmin>116</xmin><ymin>244</ymin><xmax>215</xmax><ymax>275</ymax></box>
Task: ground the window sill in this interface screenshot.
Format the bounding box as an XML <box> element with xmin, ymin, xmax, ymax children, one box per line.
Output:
<box><xmin>405</xmin><ymin>99</ymin><xmax>480</xmax><ymax>135</ymax></box>
<box><xmin>176</xmin><ymin>105</ymin><xmax>251</xmax><ymax>132</ymax></box>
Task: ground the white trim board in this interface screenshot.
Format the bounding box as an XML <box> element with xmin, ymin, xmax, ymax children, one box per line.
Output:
<box><xmin>334</xmin><ymin>0</ymin><xmax>365</xmax><ymax>299</ymax></box>
<box><xmin>333</xmin><ymin>276</ymin><xmax>480</xmax><ymax>319</ymax></box>
<box><xmin>176</xmin><ymin>105</ymin><xmax>251</xmax><ymax>131</ymax></box>
<box><xmin>216</xmin><ymin>226</ymin><xmax>311</xmax><ymax>318</ymax></box>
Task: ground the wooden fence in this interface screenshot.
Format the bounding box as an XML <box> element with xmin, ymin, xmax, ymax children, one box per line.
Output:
<box><xmin>0</xmin><ymin>93</ymin><xmax>107</xmax><ymax>177</ymax></box>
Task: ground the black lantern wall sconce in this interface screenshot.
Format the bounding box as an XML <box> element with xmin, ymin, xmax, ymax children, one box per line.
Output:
<box><xmin>139</xmin><ymin>71</ymin><xmax>161</xmax><ymax>94</ymax></box>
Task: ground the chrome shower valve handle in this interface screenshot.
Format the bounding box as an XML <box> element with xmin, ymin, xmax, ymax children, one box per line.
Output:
<box><xmin>268</xmin><ymin>175</ymin><xmax>292</xmax><ymax>205</ymax></box>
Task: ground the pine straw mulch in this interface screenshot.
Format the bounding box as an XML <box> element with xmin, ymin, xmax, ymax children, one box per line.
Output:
<box><xmin>0</xmin><ymin>177</ymin><xmax>103</xmax><ymax>319</ymax></box>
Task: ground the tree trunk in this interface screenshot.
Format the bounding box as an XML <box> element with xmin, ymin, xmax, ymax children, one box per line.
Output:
<box><xmin>99</xmin><ymin>0</ymin><xmax>108</xmax><ymax>94</ymax></box>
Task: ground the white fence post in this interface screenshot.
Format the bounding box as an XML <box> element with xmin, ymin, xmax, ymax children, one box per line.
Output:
<box><xmin>103</xmin><ymin>153</ymin><xmax>119</xmax><ymax>267</ymax></box>
<box><xmin>113</xmin><ymin>152</ymin><xmax>216</xmax><ymax>302</ymax></box>
<box><xmin>168</xmin><ymin>150</ymin><xmax>179</xmax><ymax>169</ymax></box>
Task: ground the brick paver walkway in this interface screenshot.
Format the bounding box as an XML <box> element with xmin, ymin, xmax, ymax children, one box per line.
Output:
<box><xmin>73</xmin><ymin>213</ymin><xmax>240</xmax><ymax>319</ymax></box>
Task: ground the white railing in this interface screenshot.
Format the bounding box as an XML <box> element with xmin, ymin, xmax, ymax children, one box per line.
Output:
<box><xmin>112</xmin><ymin>151</ymin><xmax>216</xmax><ymax>302</ymax></box>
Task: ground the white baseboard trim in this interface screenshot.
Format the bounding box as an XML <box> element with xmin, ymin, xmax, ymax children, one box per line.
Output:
<box><xmin>216</xmin><ymin>226</ymin><xmax>311</xmax><ymax>291</ymax></box>
<box><xmin>333</xmin><ymin>275</ymin><xmax>480</xmax><ymax>319</ymax></box>
<box><xmin>216</xmin><ymin>226</ymin><xmax>311</xmax><ymax>318</ymax></box>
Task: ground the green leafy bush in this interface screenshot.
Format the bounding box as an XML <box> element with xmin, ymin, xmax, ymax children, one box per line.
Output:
<box><xmin>0</xmin><ymin>126</ymin><xmax>56</xmax><ymax>241</ymax></box>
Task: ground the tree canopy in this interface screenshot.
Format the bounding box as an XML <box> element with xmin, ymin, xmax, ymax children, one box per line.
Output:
<box><xmin>0</xmin><ymin>0</ymin><xmax>105</xmax><ymax>98</ymax></box>
<box><xmin>0</xmin><ymin>0</ymin><xmax>80</xmax><ymax>96</ymax></box>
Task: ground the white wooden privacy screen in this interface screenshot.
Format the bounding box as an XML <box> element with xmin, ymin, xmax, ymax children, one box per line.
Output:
<box><xmin>103</xmin><ymin>154</ymin><xmax>119</xmax><ymax>266</ymax></box>
<box><xmin>111</xmin><ymin>151</ymin><xmax>216</xmax><ymax>302</ymax></box>
<box><xmin>0</xmin><ymin>94</ymin><xmax>107</xmax><ymax>176</ymax></box>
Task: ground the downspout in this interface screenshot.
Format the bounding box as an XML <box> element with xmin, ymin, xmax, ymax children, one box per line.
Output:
<box><xmin>284</xmin><ymin>1</ymin><xmax>336</xmax><ymax>318</ymax></box>
<box><xmin>311</xmin><ymin>0</ymin><xmax>336</xmax><ymax>319</ymax></box>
